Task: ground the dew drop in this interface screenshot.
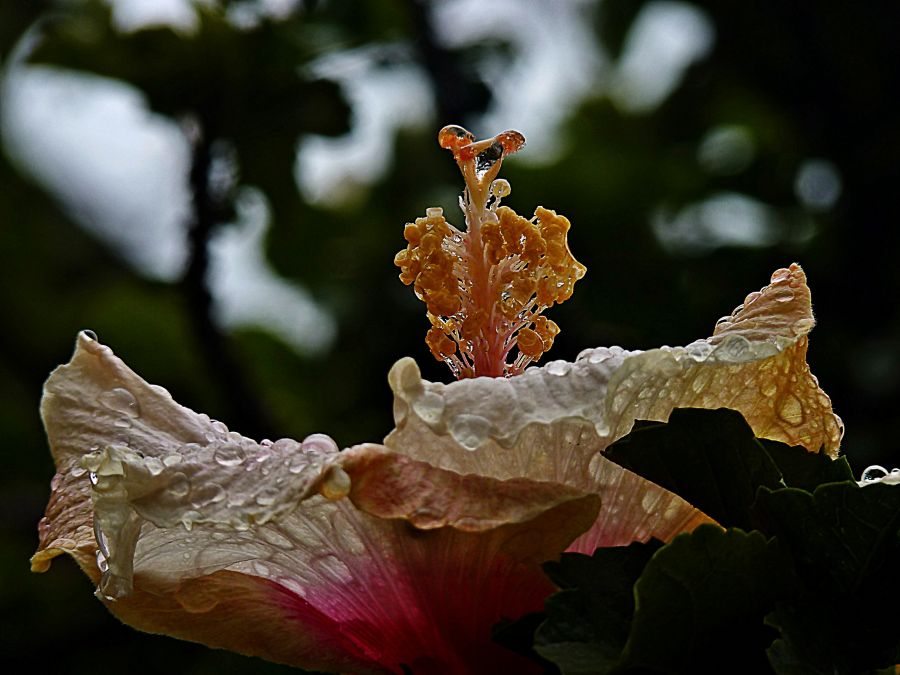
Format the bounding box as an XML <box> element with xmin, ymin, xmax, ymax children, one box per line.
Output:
<box><xmin>716</xmin><ymin>335</ymin><xmax>751</xmax><ymax>362</ymax></box>
<box><xmin>438</xmin><ymin>124</ymin><xmax>475</xmax><ymax>150</ymax></box>
<box><xmin>214</xmin><ymin>443</ymin><xmax>245</xmax><ymax>467</ymax></box>
<box><xmin>145</xmin><ymin>457</ymin><xmax>165</xmax><ymax>476</ymax></box>
<box><xmin>761</xmin><ymin>379</ymin><xmax>778</xmax><ymax>397</ymax></box>
<box><xmin>166</xmin><ymin>473</ymin><xmax>191</xmax><ymax>499</ymax></box>
<box><xmin>320</xmin><ymin>467</ymin><xmax>351</xmax><ymax>501</ymax></box>
<box><xmin>255</xmin><ymin>488</ymin><xmax>280</xmax><ymax>507</ymax></box>
<box><xmin>448</xmin><ymin>413</ymin><xmax>493</xmax><ymax>451</ymax></box>
<box><xmin>98</xmin><ymin>387</ymin><xmax>140</xmax><ymax>418</ymax></box>
<box><xmin>191</xmin><ymin>483</ymin><xmax>226</xmax><ymax>507</ymax></box>
<box><xmin>287</xmin><ymin>455</ymin><xmax>308</xmax><ymax>474</ymax></box>
<box><xmin>546</xmin><ymin>360</ymin><xmax>571</xmax><ymax>376</ymax></box>
<box><xmin>770</xmin><ymin>268</ymin><xmax>791</xmax><ymax>283</ymax></box>
<box><xmin>685</xmin><ymin>340</ymin><xmax>713</xmax><ymax>362</ymax></box>
<box><xmin>861</xmin><ymin>465</ymin><xmax>888</xmax><ymax>482</ymax></box>
<box><xmin>301</xmin><ymin>433</ymin><xmax>339</xmax><ymax>456</ymax></box>
<box><xmin>776</xmin><ymin>393</ymin><xmax>805</xmax><ymax>426</ymax></box>
<box><xmin>163</xmin><ymin>453</ymin><xmax>183</xmax><ymax>467</ymax></box>
<box><xmin>413</xmin><ymin>391</ymin><xmax>446</xmax><ymax>425</ymax></box>
<box><xmin>491</xmin><ymin>178</ymin><xmax>511</xmax><ymax>198</ymax></box>
<box><xmin>210</xmin><ymin>420</ymin><xmax>229</xmax><ymax>435</ymax></box>
<box><xmin>496</xmin><ymin>130</ymin><xmax>526</xmax><ymax>156</ymax></box>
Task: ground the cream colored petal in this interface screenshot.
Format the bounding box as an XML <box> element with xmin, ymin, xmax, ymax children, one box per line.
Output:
<box><xmin>385</xmin><ymin>264</ymin><xmax>841</xmax><ymax>545</ymax></box>
<box><xmin>36</xmin><ymin>332</ymin><xmax>346</xmax><ymax>596</ymax></box>
<box><xmin>35</xmin><ymin>332</ymin><xmax>600</xmax><ymax>673</ymax></box>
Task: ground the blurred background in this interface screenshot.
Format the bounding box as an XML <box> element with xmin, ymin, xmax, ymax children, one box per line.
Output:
<box><xmin>2</xmin><ymin>0</ymin><xmax>898</xmax><ymax>672</ymax></box>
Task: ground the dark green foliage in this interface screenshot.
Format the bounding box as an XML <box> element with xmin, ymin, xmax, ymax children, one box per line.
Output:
<box><xmin>498</xmin><ymin>409</ymin><xmax>900</xmax><ymax>674</ymax></box>
<box><xmin>604</xmin><ymin>408</ymin><xmax>784</xmax><ymax>529</ymax></box>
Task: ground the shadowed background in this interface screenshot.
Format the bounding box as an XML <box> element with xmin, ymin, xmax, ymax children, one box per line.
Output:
<box><xmin>2</xmin><ymin>1</ymin><xmax>898</xmax><ymax>672</ymax></box>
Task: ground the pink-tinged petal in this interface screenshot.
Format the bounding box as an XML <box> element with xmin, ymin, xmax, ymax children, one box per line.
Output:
<box><xmin>34</xmin><ymin>332</ymin><xmax>599</xmax><ymax>674</ymax></box>
<box><xmin>385</xmin><ymin>264</ymin><xmax>841</xmax><ymax>547</ymax></box>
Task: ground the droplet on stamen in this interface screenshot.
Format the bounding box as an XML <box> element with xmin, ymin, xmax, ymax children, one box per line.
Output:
<box><xmin>438</xmin><ymin>124</ymin><xmax>476</xmax><ymax>151</ymax></box>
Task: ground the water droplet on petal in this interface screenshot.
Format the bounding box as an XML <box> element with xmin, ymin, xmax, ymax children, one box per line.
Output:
<box><xmin>166</xmin><ymin>473</ymin><xmax>191</xmax><ymax>499</ymax></box>
<box><xmin>301</xmin><ymin>433</ymin><xmax>339</xmax><ymax>456</ymax></box>
<box><xmin>214</xmin><ymin>443</ymin><xmax>245</xmax><ymax>467</ymax></box>
<box><xmin>191</xmin><ymin>483</ymin><xmax>226</xmax><ymax>507</ymax></box>
<box><xmin>546</xmin><ymin>360</ymin><xmax>571</xmax><ymax>376</ymax></box>
<box><xmin>685</xmin><ymin>340</ymin><xmax>713</xmax><ymax>362</ymax></box>
<box><xmin>210</xmin><ymin>420</ymin><xmax>229</xmax><ymax>435</ymax></box>
<box><xmin>448</xmin><ymin>413</ymin><xmax>493</xmax><ymax>451</ymax></box>
<box><xmin>761</xmin><ymin>379</ymin><xmax>778</xmax><ymax>397</ymax></box>
<box><xmin>776</xmin><ymin>393</ymin><xmax>805</xmax><ymax>426</ymax></box>
<box><xmin>287</xmin><ymin>454</ymin><xmax>308</xmax><ymax>474</ymax></box>
<box><xmin>255</xmin><ymin>488</ymin><xmax>279</xmax><ymax>507</ymax></box>
<box><xmin>98</xmin><ymin>387</ymin><xmax>140</xmax><ymax>418</ymax></box>
<box><xmin>716</xmin><ymin>335</ymin><xmax>751</xmax><ymax>361</ymax></box>
<box><xmin>145</xmin><ymin>457</ymin><xmax>165</xmax><ymax>476</ymax></box>
<box><xmin>320</xmin><ymin>467</ymin><xmax>351</xmax><ymax>501</ymax></box>
<box><xmin>770</xmin><ymin>268</ymin><xmax>791</xmax><ymax>283</ymax></box>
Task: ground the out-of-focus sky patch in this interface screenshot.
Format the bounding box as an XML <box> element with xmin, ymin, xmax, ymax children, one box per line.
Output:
<box><xmin>1</xmin><ymin>59</ymin><xmax>336</xmax><ymax>355</ymax></box>
<box><xmin>794</xmin><ymin>158</ymin><xmax>842</xmax><ymax>212</ymax></box>
<box><xmin>433</xmin><ymin>0</ymin><xmax>604</xmax><ymax>163</ymax></box>
<box><xmin>652</xmin><ymin>192</ymin><xmax>814</xmax><ymax>255</ymax></box>
<box><xmin>209</xmin><ymin>188</ymin><xmax>337</xmax><ymax>354</ymax></box>
<box><xmin>107</xmin><ymin>0</ymin><xmax>204</xmax><ymax>33</ymax></box>
<box><xmin>296</xmin><ymin>46</ymin><xmax>434</xmax><ymax>206</ymax></box>
<box><xmin>1</xmin><ymin>65</ymin><xmax>192</xmax><ymax>280</ymax></box>
<box><xmin>609</xmin><ymin>1</ymin><xmax>714</xmax><ymax>113</ymax></box>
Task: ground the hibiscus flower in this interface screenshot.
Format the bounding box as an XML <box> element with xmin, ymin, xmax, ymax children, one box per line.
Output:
<box><xmin>32</xmin><ymin>128</ymin><xmax>841</xmax><ymax>675</ymax></box>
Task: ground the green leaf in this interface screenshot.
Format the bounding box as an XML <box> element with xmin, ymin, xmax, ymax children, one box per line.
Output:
<box><xmin>755</xmin><ymin>482</ymin><xmax>900</xmax><ymax>673</ymax></box>
<box><xmin>617</xmin><ymin>525</ymin><xmax>784</xmax><ymax>674</ymax></box>
<box><xmin>533</xmin><ymin>541</ymin><xmax>662</xmax><ymax>674</ymax></box>
<box><xmin>755</xmin><ymin>482</ymin><xmax>900</xmax><ymax>593</ymax></box>
<box><xmin>605</xmin><ymin>408</ymin><xmax>784</xmax><ymax>529</ymax></box>
<box><xmin>759</xmin><ymin>439</ymin><xmax>854</xmax><ymax>492</ymax></box>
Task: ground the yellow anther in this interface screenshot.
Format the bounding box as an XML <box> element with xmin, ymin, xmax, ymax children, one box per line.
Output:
<box><xmin>395</xmin><ymin>126</ymin><xmax>585</xmax><ymax>378</ymax></box>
